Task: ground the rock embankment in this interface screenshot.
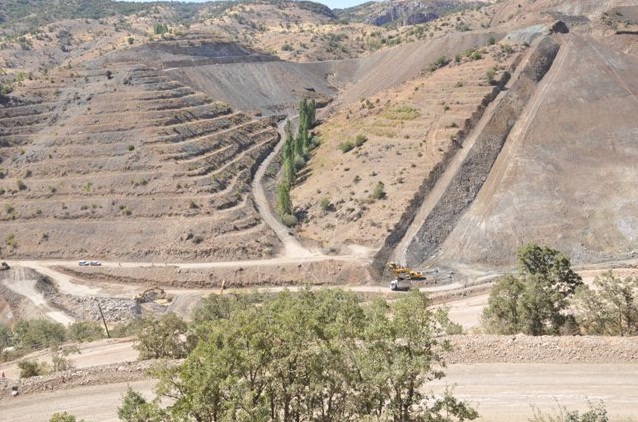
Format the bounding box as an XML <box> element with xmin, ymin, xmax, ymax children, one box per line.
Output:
<box><xmin>0</xmin><ymin>360</ymin><xmax>157</xmax><ymax>400</ymax></box>
<box><xmin>445</xmin><ymin>334</ymin><xmax>638</xmax><ymax>364</ymax></box>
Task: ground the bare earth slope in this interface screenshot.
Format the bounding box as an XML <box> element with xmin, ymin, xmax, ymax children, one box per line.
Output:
<box><xmin>0</xmin><ymin>60</ymin><xmax>280</xmax><ymax>262</ymax></box>
<box><xmin>438</xmin><ymin>32</ymin><xmax>638</xmax><ymax>269</ymax></box>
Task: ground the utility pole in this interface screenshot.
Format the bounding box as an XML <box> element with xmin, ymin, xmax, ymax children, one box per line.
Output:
<box><xmin>95</xmin><ymin>299</ymin><xmax>111</xmax><ymax>339</ymax></box>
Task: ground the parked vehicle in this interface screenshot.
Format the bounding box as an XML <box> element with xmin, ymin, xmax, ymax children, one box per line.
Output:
<box><xmin>390</xmin><ymin>278</ymin><xmax>414</xmax><ymax>291</ymax></box>
<box><xmin>79</xmin><ymin>260</ymin><xmax>89</xmax><ymax>266</ymax></box>
<box><xmin>89</xmin><ymin>260</ymin><xmax>101</xmax><ymax>266</ymax></box>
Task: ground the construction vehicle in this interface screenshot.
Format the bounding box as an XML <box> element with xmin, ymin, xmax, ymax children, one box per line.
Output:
<box><xmin>386</xmin><ymin>262</ymin><xmax>427</xmax><ymax>280</ymax></box>
<box><xmin>0</xmin><ymin>261</ymin><xmax>9</xmax><ymax>271</ymax></box>
<box><xmin>134</xmin><ymin>287</ymin><xmax>172</xmax><ymax>305</ymax></box>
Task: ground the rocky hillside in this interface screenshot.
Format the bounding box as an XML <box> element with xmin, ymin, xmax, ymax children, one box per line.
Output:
<box><xmin>0</xmin><ymin>53</ymin><xmax>280</xmax><ymax>261</ymax></box>
<box><xmin>1</xmin><ymin>0</ymin><xmax>638</xmax><ymax>273</ymax></box>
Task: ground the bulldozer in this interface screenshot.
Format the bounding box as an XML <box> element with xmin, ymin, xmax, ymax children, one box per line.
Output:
<box><xmin>133</xmin><ymin>287</ymin><xmax>172</xmax><ymax>305</ymax></box>
<box><xmin>386</xmin><ymin>262</ymin><xmax>427</xmax><ymax>280</ymax></box>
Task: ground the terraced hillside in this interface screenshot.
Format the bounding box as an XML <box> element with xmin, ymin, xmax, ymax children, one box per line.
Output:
<box><xmin>0</xmin><ymin>64</ymin><xmax>280</xmax><ymax>261</ymax></box>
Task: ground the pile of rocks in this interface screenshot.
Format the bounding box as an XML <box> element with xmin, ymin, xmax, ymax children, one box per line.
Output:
<box><xmin>59</xmin><ymin>296</ymin><xmax>141</xmax><ymax>323</ymax></box>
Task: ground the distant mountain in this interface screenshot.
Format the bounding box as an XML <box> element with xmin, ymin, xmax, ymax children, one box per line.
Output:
<box><xmin>336</xmin><ymin>0</ymin><xmax>487</xmax><ymax>26</ymax></box>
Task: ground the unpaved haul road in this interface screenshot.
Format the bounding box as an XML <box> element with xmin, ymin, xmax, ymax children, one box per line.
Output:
<box><xmin>430</xmin><ymin>363</ymin><xmax>638</xmax><ymax>422</ymax></box>
<box><xmin>0</xmin><ymin>380</ymin><xmax>156</xmax><ymax>422</ymax></box>
<box><xmin>2</xmin><ymin>363</ymin><xmax>637</xmax><ymax>422</ymax></box>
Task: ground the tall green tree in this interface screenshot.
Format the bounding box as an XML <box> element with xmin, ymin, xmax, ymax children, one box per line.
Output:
<box><xmin>13</xmin><ymin>319</ymin><xmax>66</xmax><ymax>351</ymax></box>
<box><xmin>276</xmin><ymin>182</ymin><xmax>292</xmax><ymax>217</ymax></box>
<box><xmin>147</xmin><ymin>290</ymin><xmax>477</xmax><ymax>422</ymax></box>
<box><xmin>573</xmin><ymin>271</ymin><xmax>638</xmax><ymax>336</ymax></box>
<box><xmin>517</xmin><ymin>244</ymin><xmax>582</xmax><ymax>295</ymax></box>
<box><xmin>135</xmin><ymin>313</ymin><xmax>192</xmax><ymax>360</ymax></box>
<box><xmin>482</xmin><ymin>244</ymin><xmax>582</xmax><ymax>335</ymax></box>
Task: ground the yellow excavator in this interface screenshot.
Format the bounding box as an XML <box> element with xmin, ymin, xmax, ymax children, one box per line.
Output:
<box><xmin>386</xmin><ymin>262</ymin><xmax>427</xmax><ymax>280</ymax></box>
<box><xmin>133</xmin><ymin>287</ymin><xmax>172</xmax><ymax>305</ymax></box>
<box><xmin>387</xmin><ymin>262</ymin><xmax>428</xmax><ymax>291</ymax></box>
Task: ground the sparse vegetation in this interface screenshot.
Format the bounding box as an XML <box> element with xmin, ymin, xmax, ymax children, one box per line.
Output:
<box><xmin>530</xmin><ymin>401</ymin><xmax>609</xmax><ymax>422</ymax></box>
<box><xmin>429</xmin><ymin>55</ymin><xmax>451</xmax><ymax>72</ymax></box>
<box><xmin>382</xmin><ymin>105</ymin><xmax>420</xmax><ymax>121</ymax></box>
<box><xmin>371</xmin><ymin>181</ymin><xmax>386</xmax><ymax>200</ymax></box>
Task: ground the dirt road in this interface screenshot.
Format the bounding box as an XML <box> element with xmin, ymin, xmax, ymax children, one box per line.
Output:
<box><xmin>0</xmin><ymin>380</ymin><xmax>155</xmax><ymax>422</ymax></box>
<box><xmin>1</xmin><ymin>267</ymin><xmax>75</xmax><ymax>325</ymax></box>
<box><xmin>430</xmin><ymin>363</ymin><xmax>638</xmax><ymax>422</ymax></box>
<box><xmin>3</xmin><ymin>362</ymin><xmax>636</xmax><ymax>422</ymax></box>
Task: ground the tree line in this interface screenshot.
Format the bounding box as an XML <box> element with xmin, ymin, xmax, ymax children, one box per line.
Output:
<box><xmin>277</xmin><ymin>98</ymin><xmax>317</xmax><ymax>227</ymax></box>
<box><xmin>482</xmin><ymin>243</ymin><xmax>638</xmax><ymax>336</ymax></box>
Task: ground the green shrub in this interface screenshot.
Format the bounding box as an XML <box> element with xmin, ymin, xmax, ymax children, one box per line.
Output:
<box><xmin>319</xmin><ymin>197</ymin><xmax>333</xmax><ymax>212</ymax></box>
<box><xmin>49</xmin><ymin>412</ymin><xmax>84</xmax><ymax>422</ymax></box>
<box><xmin>18</xmin><ymin>359</ymin><xmax>47</xmax><ymax>378</ymax></box>
<box><xmin>13</xmin><ymin>319</ymin><xmax>66</xmax><ymax>350</ymax></box>
<box><xmin>371</xmin><ymin>181</ymin><xmax>386</xmax><ymax>200</ymax></box>
<box><xmin>339</xmin><ymin>140</ymin><xmax>355</xmax><ymax>153</ymax></box>
<box><xmin>354</xmin><ymin>134</ymin><xmax>368</xmax><ymax>146</ymax></box>
<box><xmin>68</xmin><ymin>321</ymin><xmax>105</xmax><ymax>342</ymax></box>
<box><xmin>486</xmin><ymin>67</ymin><xmax>497</xmax><ymax>84</ymax></box>
<box><xmin>281</xmin><ymin>213</ymin><xmax>298</xmax><ymax>227</ymax></box>
<box><xmin>293</xmin><ymin>155</ymin><xmax>306</xmax><ymax>171</ymax></box>
<box><xmin>428</xmin><ymin>55</ymin><xmax>450</xmax><ymax>71</ymax></box>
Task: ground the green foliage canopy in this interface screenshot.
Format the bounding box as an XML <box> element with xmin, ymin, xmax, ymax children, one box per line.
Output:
<box><xmin>482</xmin><ymin>244</ymin><xmax>582</xmax><ymax>335</ymax></box>
<box><xmin>144</xmin><ymin>289</ymin><xmax>477</xmax><ymax>422</ymax></box>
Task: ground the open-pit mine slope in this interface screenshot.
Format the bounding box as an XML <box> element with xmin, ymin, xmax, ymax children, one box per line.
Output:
<box><xmin>437</xmin><ymin>32</ymin><xmax>638</xmax><ymax>269</ymax></box>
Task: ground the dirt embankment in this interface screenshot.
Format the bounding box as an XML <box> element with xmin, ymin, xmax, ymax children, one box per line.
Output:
<box><xmin>371</xmin><ymin>54</ymin><xmax>521</xmax><ymax>276</ymax></box>
<box><xmin>56</xmin><ymin>259</ymin><xmax>376</xmax><ymax>290</ymax></box>
<box><xmin>445</xmin><ymin>334</ymin><xmax>638</xmax><ymax>364</ymax></box>
<box><xmin>404</xmin><ymin>37</ymin><xmax>560</xmax><ymax>267</ymax></box>
<box><xmin>0</xmin><ymin>360</ymin><xmax>155</xmax><ymax>400</ymax></box>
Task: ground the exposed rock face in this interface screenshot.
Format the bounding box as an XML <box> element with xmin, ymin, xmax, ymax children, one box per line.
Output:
<box><xmin>369</xmin><ymin>7</ymin><xmax>438</xmax><ymax>26</ymax></box>
<box><xmin>366</xmin><ymin>1</ymin><xmax>477</xmax><ymax>26</ymax></box>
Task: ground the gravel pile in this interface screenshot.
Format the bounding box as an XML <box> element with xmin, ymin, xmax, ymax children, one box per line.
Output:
<box><xmin>59</xmin><ymin>296</ymin><xmax>141</xmax><ymax>323</ymax></box>
<box><xmin>445</xmin><ymin>334</ymin><xmax>638</xmax><ymax>364</ymax></box>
